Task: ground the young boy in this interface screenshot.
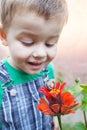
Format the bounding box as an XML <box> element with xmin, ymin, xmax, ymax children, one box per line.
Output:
<box><xmin>0</xmin><ymin>0</ymin><xmax>68</xmax><ymax>130</ymax></box>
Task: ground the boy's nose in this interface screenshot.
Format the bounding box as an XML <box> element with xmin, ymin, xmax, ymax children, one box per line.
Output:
<box><xmin>32</xmin><ymin>44</ymin><xmax>46</xmax><ymax>58</ymax></box>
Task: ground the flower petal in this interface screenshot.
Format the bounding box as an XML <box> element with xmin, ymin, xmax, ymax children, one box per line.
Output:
<box><xmin>62</xmin><ymin>92</ymin><xmax>75</xmax><ymax>106</ymax></box>
<box><xmin>60</xmin><ymin>82</ymin><xmax>66</xmax><ymax>92</ymax></box>
<box><xmin>56</xmin><ymin>82</ymin><xmax>61</xmax><ymax>89</ymax></box>
<box><xmin>39</xmin><ymin>87</ymin><xmax>51</xmax><ymax>101</ymax></box>
<box><xmin>38</xmin><ymin>98</ymin><xmax>54</xmax><ymax>115</ymax></box>
<box><xmin>51</xmin><ymin>104</ymin><xmax>60</xmax><ymax>114</ymax></box>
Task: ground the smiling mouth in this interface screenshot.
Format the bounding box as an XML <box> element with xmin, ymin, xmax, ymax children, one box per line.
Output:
<box><xmin>28</xmin><ymin>62</ymin><xmax>43</xmax><ymax>66</ymax></box>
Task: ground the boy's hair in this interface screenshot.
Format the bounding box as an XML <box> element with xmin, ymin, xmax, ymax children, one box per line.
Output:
<box><xmin>0</xmin><ymin>0</ymin><xmax>68</xmax><ymax>32</ymax></box>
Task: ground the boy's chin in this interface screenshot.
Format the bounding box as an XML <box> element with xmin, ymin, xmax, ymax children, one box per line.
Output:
<box><xmin>25</xmin><ymin>69</ymin><xmax>43</xmax><ymax>75</ymax></box>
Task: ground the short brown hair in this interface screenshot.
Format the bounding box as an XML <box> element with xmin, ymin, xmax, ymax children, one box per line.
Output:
<box><xmin>0</xmin><ymin>0</ymin><xmax>68</xmax><ymax>32</ymax></box>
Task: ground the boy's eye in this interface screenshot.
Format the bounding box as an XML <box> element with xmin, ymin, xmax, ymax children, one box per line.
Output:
<box><xmin>21</xmin><ymin>41</ymin><xmax>34</xmax><ymax>46</ymax></box>
<box><xmin>45</xmin><ymin>43</ymin><xmax>56</xmax><ymax>47</ymax></box>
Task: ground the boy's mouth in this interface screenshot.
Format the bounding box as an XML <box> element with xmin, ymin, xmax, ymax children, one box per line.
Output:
<box><xmin>28</xmin><ymin>62</ymin><xmax>43</xmax><ymax>66</ymax></box>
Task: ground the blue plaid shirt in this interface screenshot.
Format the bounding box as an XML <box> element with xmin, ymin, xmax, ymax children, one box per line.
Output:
<box><xmin>0</xmin><ymin>61</ymin><xmax>53</xmax><ymax>130</ymax></box>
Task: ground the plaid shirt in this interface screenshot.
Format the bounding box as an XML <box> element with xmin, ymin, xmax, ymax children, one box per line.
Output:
<box><xmin>0</xmin><ymin>62</ymin><xmax>53</xmax><ymax>130</ymax></box>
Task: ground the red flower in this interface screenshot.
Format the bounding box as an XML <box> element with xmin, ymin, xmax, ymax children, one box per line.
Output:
<box><xmin>38</xmin><ymin>82</ymin><xmax>78</xmax><ymax>116</ymax></box>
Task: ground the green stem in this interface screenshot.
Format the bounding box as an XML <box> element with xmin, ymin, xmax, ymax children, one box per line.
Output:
<box><xmin>83</xmin><ymin>111</ymin><xmax>87</xmax><ymax>128</ymax></box>
<box><xmin>57</xmin><ymin>115</ymin><xmax>63</xmax><ymax>130</ymax></box>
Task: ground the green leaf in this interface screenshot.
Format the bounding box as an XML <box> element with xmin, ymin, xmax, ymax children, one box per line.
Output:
<box><xmin>80</xmin><ymin>84</ymin><xmax>87</xmax><ymax>94</ymax></box>
<box><xmin>80</xmin><ymin>94</ymin><xmax>87</xmax><ymax>111</ymax></box>
<box><xmin>80</xmin><ymin>104</ymin><xmax>87</xmax><ymax>111</ymax></box>
<box><xmin>82</xmin><ymin>95</ymin><xmax>87</xmax><ymax>104</ymax></box>
<box><xmin>80</xmin><ymin>84</ymin><xmax>87</xmax><ymax>88</ymax></box>
<box><xmin>74</xmin><ymin>122</ymin><xmax>87</xmax><ymax>130</ymax></box>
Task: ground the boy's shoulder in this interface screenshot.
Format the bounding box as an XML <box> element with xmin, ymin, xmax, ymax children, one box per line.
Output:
<box><xmin>0</xmin><ymin>60</ymin><xmax>7</xmax><ymax>71</ymax></box>
<box><xmin>0</xmin><ymin>60</ymin><xmax>5</xmax><ymax>71</ymax></box>
<box><xmin>0</xmin><ymin>60</ymin><xmax>4</xmax><ymax>66</ymax></box>
<box><xmin>0</xmin><ymin>60</ymin><xmax>11</xmax><ymax>83</ymax></box>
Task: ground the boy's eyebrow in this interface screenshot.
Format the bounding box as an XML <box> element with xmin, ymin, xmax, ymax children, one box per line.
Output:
<box><xmin>18</xmin><ymin>32</ymin><xmax>32</xmax><ymax>36</ymax></box>
<box><xmin>16</xmin><ymin>32</ymin><xmax>37</xmax><ymax>38</ymax></box>
<box><xmin>16</xmin><ymin>32</ymin><xmax>40</xmax><ymax>40</ymax></box>
<box><xmin>17</xmin><ymin>32</ymin><xmax>59</xmax><ymax>39</ymax></box>
<box><xmin>18</xmin><ymin>23</ymin><xmax>42</xmax><ymax>33</ymax></box>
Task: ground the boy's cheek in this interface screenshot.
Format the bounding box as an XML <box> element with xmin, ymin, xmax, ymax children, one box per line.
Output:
<box><xmin>49</xmin><ymin>47</ymin><xmax>57</xmax><ymax>58</ymax></box>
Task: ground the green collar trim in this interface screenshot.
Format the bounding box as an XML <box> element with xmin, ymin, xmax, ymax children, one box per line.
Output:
<box><xmin>4</xmin><ymin>59</ymin><xmax>47</xmax><ymax>85</ymax></box>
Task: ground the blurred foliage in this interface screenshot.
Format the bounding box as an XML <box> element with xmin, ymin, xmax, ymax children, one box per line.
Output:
<box><xmin>62</xmin><ymin>122</ymin><xmax>87</xmax><ymax>130</ymax></box>
<box><xmin>62</xmin><ymin>123</ymin><xmax>75</xmax><ymax>130</ymax></box>
<box><xmin>56</xmin><ymin>71</ymin><xmax>64</xmax><ymax>83</ymax></box>
<box><xmin>56</xmin><ymin>71</ymin><xmax>87</xmax><ymax>129</ymax></box>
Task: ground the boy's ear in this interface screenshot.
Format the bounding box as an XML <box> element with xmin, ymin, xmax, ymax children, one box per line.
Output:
<box><xmin>0</xmin><ymin>27</ymin><xmax>7</xmax><ymax>40</ymax></box>
<box><xmin>0</xmin><ymin>27</ymin><xmax>8</xmax><ymax>46</ymax></box>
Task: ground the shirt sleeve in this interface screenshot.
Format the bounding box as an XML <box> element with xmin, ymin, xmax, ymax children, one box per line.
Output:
<box><xmin>47</xmin><ymin>63</ymin><xmax>55</xmax><ymax>79</ymax></box>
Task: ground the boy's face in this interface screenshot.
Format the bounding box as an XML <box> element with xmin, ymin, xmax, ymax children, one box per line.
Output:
<box><xmin>5</xmin><ymin>11</ymin><xmax>64</xmax><ymax>74</ymax></box>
